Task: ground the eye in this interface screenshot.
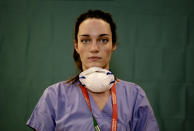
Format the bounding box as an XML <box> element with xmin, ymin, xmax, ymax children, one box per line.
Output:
<box><xmin>81</xmin><ymin>39</ymin><xmax>90</xmax><ymax>44</ymax></box>
<box><xmin>98</xmin><ymin>38</ymin><xmax>109</xmax><ymax>44</ymax></box>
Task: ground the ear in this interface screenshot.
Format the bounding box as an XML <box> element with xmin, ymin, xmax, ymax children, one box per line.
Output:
<box><xmin>74</xmin><ymin>40</ymin><xmax>79</xmax><ymax>54</ymax></box>
<box><xmin>112</xmin><ymin>44</ymin><xmax>116</xmax><ymax>52</ymax></box>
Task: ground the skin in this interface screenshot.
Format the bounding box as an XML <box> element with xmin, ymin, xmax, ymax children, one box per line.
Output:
<box><xmin>74</xmin><ymin>18</ymin><xmax>117</xmax><ymax>111</ymax></box>
<box><xmin>74</xmin><ymin>18</ymin><xmax>116</xmax><ymax>71</ymax></box>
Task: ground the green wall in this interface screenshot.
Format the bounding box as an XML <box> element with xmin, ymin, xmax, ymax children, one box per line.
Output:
<box><xmin>0</xmin><ymin>0</ymin><xmax>194</xmax><ymax>130</ymax></box>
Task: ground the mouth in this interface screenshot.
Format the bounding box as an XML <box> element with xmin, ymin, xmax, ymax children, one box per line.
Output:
<box><xmin>88</xmin><ymin>56</ymin><xmax>101</xmax><ymax>61</ymax></box>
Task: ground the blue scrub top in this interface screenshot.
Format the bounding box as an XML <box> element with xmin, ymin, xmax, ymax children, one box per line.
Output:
<box><xmin>26</xmin><ymin>79</ymin><xmax>159</xmax><ymax>131</ymax></box>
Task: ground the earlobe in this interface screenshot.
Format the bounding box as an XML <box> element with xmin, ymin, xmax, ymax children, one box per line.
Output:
<box><xmin>74</xmin><ymin>44</ymin><xmax>79</xmax><ymax>54</ymax></box>
<box><xmin>112</xmin><ymin>44</ymin><xmax>117</xmax><ymax>52</ymax></box>
<box><xmin>74</xmin><ymin>41</ymin><xmax>79</xmax><ymax>53</ymax></box>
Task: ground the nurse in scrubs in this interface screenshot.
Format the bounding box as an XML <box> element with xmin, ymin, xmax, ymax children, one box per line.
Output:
<box><xmin>26</xmin><ymin>10</ymin><xmax>159</xmax><ymax>131</ymax></box>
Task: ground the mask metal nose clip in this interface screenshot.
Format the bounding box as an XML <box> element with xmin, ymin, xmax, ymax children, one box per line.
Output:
<box><xmin>107</xmin><ymin>72</ymin><xmax>113</xmax><ymax>75</ymax></box>
<box><xmin>79</xmin><ymin>76</ymin><xmax>86</xmax><ymax>79</ymax></box>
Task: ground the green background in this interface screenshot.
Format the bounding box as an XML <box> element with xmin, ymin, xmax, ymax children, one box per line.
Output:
<box><xmin>0</xmin><ymin>0</ymin><xmax>194</xmax><ymax>130</ymax></box>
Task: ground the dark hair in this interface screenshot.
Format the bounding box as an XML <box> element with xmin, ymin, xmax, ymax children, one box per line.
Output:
<box><xmin>67</xmin><ymin>9</ymin><xmax>117</xmax><ymax>84</ymax></box>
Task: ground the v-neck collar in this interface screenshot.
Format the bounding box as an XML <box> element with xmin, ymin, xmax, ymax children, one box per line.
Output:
<box><xmin>88</xmin><ymin>92</ymin><xmax>113</xmax><ymax>119</ymax></box>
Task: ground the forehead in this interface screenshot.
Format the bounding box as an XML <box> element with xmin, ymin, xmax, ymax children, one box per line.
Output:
<box><xmin>78</xmin><ymin>18</ymin><xmax>111</xmax><ymax>36</ymax></box>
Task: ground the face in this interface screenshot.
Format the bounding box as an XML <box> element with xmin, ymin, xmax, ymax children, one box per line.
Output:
<box><xmin>74</xmin><ymin>18</ymin><xmax>116</xmax><ymax>71</ymax></box>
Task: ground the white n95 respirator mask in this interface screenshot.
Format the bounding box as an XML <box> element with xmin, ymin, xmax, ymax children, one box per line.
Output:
<box><xmin>79</xmin><ymin>67</ymin><xmax>115</xmax><ymax>92</ymax></box>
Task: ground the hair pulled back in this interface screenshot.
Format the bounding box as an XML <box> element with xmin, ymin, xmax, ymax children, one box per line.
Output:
<box><xmin>69</xmin><ymin>9</ymin><xmax>117</xmax><ymax>83</ymax></box>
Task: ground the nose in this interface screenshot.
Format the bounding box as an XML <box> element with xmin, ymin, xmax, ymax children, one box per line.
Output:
<box><xmin>90</xmin><ymin>40</ymin><xmax>99</xmax><ymax>53</ymax></box>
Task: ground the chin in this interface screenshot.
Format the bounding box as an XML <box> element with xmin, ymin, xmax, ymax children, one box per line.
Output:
<box><xmin>89</xmin><ymin>65</ymin><xmax>102</xmax><ymax>69</ymax></box>
<box><xmin>87</xmin><ymin>64</ymin><xmax>108</xmax><ymax>69</ymax></box>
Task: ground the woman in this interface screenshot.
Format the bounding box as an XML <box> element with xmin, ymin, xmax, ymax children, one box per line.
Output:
<box><xmin>26</xmin><ymin>10</ymin><xmax>159</xmax><ymax>131</ymax></box>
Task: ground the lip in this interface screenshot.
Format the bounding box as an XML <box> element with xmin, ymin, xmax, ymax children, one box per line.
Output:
<box><xmin>88</xmin><ymin>56</ymin><xmax>101</xmax><ymax>61</ymax></box>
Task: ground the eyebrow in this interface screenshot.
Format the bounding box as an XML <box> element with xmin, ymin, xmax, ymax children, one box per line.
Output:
<box><xmin>99</xmin><ymin>34</ymin><xmax>110</xmax><ymax>37</ymax></box>
<box><xmin>79</xmin><ymin>34</ymin><xmax>110</xmax><ymax>37</ymax></box>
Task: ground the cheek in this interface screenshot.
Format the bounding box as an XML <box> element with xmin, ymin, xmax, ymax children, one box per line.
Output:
<box><xmin>78</xmin><ymin>47</ymin><xmax>87</xmax><ymax>59</ymax></box>
<box><xmin>104</xmin><ymin>48</ymin><xmax>113</xmax><ymax>58</ymax></box>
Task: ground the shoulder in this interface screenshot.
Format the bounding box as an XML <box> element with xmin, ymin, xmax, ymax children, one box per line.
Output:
<box><xmin>47</xmin><ymin>80</ymin><xmax>79</xmax><ymax>92</ymax></box>
<box><xmin>116</xmin><ymin>79</ymin><xmax>146</xmax><ymax>98</ymax></box>
<box><xmin>117</xmin><ymin>79</ymin><xmax>155</xmax><ymax>113</ymax></box>
<box><xmin>34</xmin><ymin>80</ymin><xmax>81</xmax><ymax>111</ymax></box>
<box><xmin>47</xmin><ymin>80</ymin><xmax>75</xmax><ymax>90</ymax></box>
<box><xmin>41</xmin><ymin>80</ymin><xmax>80</xmax><ymax>100</ymax></box>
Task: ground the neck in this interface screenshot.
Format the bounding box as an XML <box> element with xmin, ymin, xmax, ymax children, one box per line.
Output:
<box><xmin>88</xmin><ymin>89</ymin><xmax>111</xmax><ymax>111</ymax></box>
<box><xmin>88</xmin><ymin>89</ymin><xmax>110</xmax><ymax>97</ymax></box>
<box><xmin>82</xmin><ymin>65</ymin><xmax>109</xmax><ymax>71</ymax></box>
